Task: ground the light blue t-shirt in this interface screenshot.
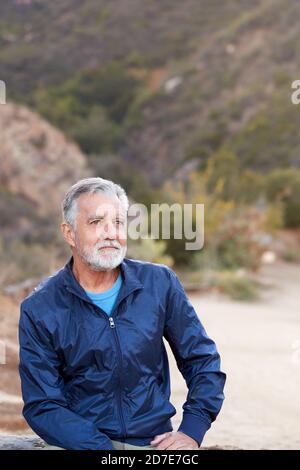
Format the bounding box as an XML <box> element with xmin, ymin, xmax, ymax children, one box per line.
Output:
<box><xmin>85</xmin><ymin>272</ymin><xmax>122</xmax><ymax>316</ymax></box>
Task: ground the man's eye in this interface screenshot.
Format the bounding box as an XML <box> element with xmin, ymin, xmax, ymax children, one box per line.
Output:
<box><xmin>90</xmin><ymin>219</ymin><xmax>124</xmax><ymax>225</ymax></box>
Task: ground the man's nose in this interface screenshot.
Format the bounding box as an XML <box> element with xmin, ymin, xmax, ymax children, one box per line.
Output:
<box><xmin>103</xmin><ymin>221</ymin><xmax>117</xmax><ymax>238</ymax></box>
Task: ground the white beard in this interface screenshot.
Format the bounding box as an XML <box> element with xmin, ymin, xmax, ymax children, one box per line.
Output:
<box><xmin>79</xmin><ymin>241</ymin><xmax>127</xmax><ymax>272</ymax></box>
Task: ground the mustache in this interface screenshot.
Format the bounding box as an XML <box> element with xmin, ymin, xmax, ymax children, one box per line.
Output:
<box><xmin>96</xmin><ymin>241</ymin><xmax>122</xmax><ymax>250</ymax></box>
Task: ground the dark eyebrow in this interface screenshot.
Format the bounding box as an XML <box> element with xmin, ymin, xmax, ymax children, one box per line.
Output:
<box><xmin>87</xmin><ymin>215</ymin><xmax>104</xmax><ymax>222</ymax></box>
<box><xmin>87</xmin><ymin>214</ymin><xmax>126</xmax><ymax>223</ymax></box>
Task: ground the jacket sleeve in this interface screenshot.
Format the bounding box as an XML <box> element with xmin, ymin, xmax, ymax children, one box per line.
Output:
<box><xmin>163</xmin><ymin>269</ymin><xmax>226</xmax><ymax>446</ymax></box>
<box><xmin>18</xmin><ymin>305</ymin><xmax>114</xmax><ymax>450</ymax></box>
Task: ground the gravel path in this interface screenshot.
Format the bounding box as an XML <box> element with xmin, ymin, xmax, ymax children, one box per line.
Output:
<box><xmin>167</xmin><ymin>261</ymin><xmax>300</xmax><ymax>449</ymax></box>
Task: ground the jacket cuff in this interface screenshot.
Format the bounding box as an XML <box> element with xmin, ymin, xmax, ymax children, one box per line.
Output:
<box><xmin>177</xmin><ymin>413</ymin><xmax>210</xmax><ymax>447</ymax></box>
<box><xmin>98</xmin><ymin>442</ymin><xmax>115</xmax><ymax>450</ymax></box>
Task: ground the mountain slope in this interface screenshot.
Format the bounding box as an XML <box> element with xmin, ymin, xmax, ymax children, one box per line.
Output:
<box><xmin>1</xmin><ymin>0</ymin><xmax>300</xmax><ymax>186</ymax></box>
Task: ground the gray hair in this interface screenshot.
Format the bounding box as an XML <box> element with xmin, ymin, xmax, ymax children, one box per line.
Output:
<box><xmin>62</xmin><ymin>177</ymin><xmax>129</xmax><ymax>229</ymax></box>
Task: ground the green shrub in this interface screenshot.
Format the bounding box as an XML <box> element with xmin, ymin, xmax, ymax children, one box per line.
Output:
<box><xmin>212</xmin><ymin>270</ymin><xmax>263</xmax><ymax>301</ymax></box>
<box><xmin>281</xmin><ymin>248</ymin><xmax>300</xmax><ymax>263</ymax></box>
<box><xmin>127</xmin><ymin>238</ymin><xmax>173</xmax><ymax>267</ymax></box>
<box><xmin>73</xmin><ymin>63</ymin><xmax>140</xmax><ymax>124</ymax></box>
<box><xmin>34</xmin><ymin>63</ymin><xmax>141</xmax><ymax>154</ymax></box>
<box><xmin>70</xmin><ymin>106</ymin><xmax>119</xmax><ymax>154</ymax></box>
<box><xmin>212</xmin><ymin>209</ymin><xmax>265</xmax><ymax>271</ymax></box>
<box><xmin>265</xmin><ymin>168</ymin><xmax>300</xmax><ymax>227</ymax></box>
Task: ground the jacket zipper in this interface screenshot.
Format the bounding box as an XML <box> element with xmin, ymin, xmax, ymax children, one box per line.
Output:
<box><xmin>66</xmin><ymin>286</ymin><xmax>128</xmax><ymax>439</ymax></box>
<box><xmin>90</xmin><ymin>306</ymin><xmax>127</xmax><ymax>440</ymax></box>
<box><xmin>108</xmin><ymin>315</ymin><xmax>127</xmax><ymax>441</ymax></box>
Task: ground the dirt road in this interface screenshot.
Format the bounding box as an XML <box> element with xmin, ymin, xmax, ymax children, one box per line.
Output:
<box><xmin>167</xmin><ymin>261</ymin><xmax>300</xmax><ymax>449</ymax></box>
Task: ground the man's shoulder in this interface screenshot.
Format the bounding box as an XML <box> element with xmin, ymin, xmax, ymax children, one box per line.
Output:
<box><xmin>20</xmin><ymin>266</ymin><xmax>65</xmax><ymax>313</ymax></box>
<box><xmin>124</xmin><ymin>257</ymin><xmax>174</xmax><ymax>283</ymax></box>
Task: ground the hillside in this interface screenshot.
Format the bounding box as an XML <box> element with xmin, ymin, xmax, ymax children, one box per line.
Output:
<box><xmin>0</xmin><ymin>103</ymin><xmax>88</xmax><ymax>215</ymax></box>
<box><xmin>0</xmin><ymin>103</ymin><xmax>88</xmax><ymax>285</ymax></box>
<box><xmin>1</xmin><ymin>0</ymin><xmax>300</xmax><ymax>187</ymax></box>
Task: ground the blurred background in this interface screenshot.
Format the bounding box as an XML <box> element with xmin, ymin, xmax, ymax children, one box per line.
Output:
<box><xmin>0</xmin><ymin>0</ymin><xmax>300</xmax><ymax>449</ymax></box>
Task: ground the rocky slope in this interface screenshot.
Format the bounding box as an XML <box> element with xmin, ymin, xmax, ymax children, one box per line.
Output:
<box><xmin>0</xmin><ymin>103</ymin><xmax>88</xmax><ymax>216</ymax></box>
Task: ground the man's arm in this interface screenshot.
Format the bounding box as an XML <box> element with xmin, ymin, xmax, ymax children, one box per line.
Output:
<box><xmin>18</xmin><ymin>306</ymin><xmax>114</xmax><ymax>450</ymax></box>
<box><xmin>163</xmin><ymin>269</ymin><xmax>226</xmax><ymax>447</ymax></box>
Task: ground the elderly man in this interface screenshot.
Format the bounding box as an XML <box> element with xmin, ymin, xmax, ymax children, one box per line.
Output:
<box><xmin>19</xmin><ymin>177</ymin><xmax>226</xmax><ymax>451</ymax></box>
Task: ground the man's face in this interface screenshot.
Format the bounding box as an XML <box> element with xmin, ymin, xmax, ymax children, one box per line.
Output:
<box><xmin>71</xmin><ymin>192</ymin><xmax>127</xmax><ymax>271</ymax></box>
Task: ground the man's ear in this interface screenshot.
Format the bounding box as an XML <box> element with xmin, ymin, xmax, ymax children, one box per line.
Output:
<box><xmin>61</xmin><ymin>222</ymin><xmax>76</xmax><ymax>248</ymax></box>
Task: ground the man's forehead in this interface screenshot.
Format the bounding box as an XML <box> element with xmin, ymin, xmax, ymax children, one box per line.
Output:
<box><xmin>77</xmin><ymin>193</ymin><xmax>125</xmax><ymax>216</ymax></box>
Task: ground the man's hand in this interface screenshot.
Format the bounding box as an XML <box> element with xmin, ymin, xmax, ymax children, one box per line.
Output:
<box><xmin>150</xmin><ymin>431</ymin><xmax>199</xmax><ymax>450</ymax></box>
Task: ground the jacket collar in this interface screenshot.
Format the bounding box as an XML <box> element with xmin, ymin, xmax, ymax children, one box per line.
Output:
<box><xmin>62</xmin><ymin>256</ymin><xmax>144</xmax><ymax>304</ymax></box>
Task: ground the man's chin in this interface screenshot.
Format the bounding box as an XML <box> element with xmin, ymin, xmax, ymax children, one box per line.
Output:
<box><xmin>88</xmin><ymin>252</ymin><xmax>126</xmax><ymax>271</ymax></box>
<box><xmin>86</xmin><ymin>261</ymin><xmax>120</xmax><ymax>272</ymax></box>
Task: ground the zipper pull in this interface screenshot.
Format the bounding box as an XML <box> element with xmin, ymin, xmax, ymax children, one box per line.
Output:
<box><xmin>109</xmin><ymin>317</ymin><xmax>115</xmax><ymax>328</ymax></box>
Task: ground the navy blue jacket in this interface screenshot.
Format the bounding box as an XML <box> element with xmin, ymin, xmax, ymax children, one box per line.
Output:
<box><xmin>19</xmin><ymin>257</ymin><xmax>226</xmax><ymax>450</ymax></box>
